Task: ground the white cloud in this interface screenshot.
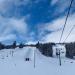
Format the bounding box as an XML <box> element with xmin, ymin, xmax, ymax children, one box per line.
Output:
<box><xmin>0</xmin><ymin>0</ymin><xmax>31</xmax><ymax>15</ymax></box>
<box><xmin>51</xmin><ymin>0</ymin><xmax>58</xmax><ymax>5</ymax></box>
<box><xmin>0</xmin><ymin>34</ymin><xmax>16</xmax><ymax>42</ymax></box>
<box><xmin>0</xmin><ymin>0</ymin><xmax>75</xmax><ymax>44</ymax></box>
<box><xmin>0</xmin><ymin>15</ymin><xmax>28</xmax><ymax>42</ymax></box>
<box><xmin>38</xmin><ymin>17</ymin><xmax>66</xmax><ymax>31</ymax></box>
<box><xmin>38</xmin><ymin>13</ymin><xmax>75</xmax><ymax>43</ymax></box>
<box><xmin>0</xmin><ymin>15</ymin><xmax>37</xmax><ymax>43</ymax></box>
<box><xmin>9</xmin><ymin>18</ymin><xmax>27</xmax><ymax>34</ymax></box>
<box><xmin>50</xmin><ymin>0</ymin><xmax>73</xmax><ymax>17</ymax></box>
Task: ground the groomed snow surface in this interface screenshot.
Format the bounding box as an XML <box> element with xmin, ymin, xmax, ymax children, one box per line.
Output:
<box><xmin>0</xmin><ymin>47</ymin><xmax>75</xmax><ymax>75</ymax></box>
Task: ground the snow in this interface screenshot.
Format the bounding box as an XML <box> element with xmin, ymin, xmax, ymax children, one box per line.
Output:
<box><xmin>0</xmin><ymin>47</ymin><xmax>75</xmax><ymax>75</ymax></box>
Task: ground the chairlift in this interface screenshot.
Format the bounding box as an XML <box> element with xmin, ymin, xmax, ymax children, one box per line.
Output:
<box><xmin>25</xmin><ymin>58</ymin><xmax>30</xmax><ymax>61</ymax></box>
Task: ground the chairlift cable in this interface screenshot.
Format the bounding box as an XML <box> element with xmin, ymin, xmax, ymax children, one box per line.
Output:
<box><xmin>59</xmin><ymin>0</ymin><xmax>74</xmax><ymax>43</ymax></box>
<box><xmin>63</xmin><ymin>25</ymin><xmax>75</xmax><ymax>42</ymax></box>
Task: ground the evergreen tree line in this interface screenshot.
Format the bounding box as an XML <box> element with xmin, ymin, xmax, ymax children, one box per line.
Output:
<box><xmin>65</xmin><ymin>42</ymin><xmax>75</xmax><ymax>59</ymax></box>
<box><xmin>0</xmin><ymin>41</ymin><xmax>75</xmax><ymax>59</ymax></box>
<box><xmin>36</xmin><ymin>42</ymin><xmax>75</xmax><ymax>59</ymax></box>
<box><xmin>36</xmin><ymin>42</ymin><xmax>55</xmax><ymax>57</ymax></box>
<box><xmin>0</xmin><ymin>41</ymin><xmax>29</xmax><ymax>50</ymax></box>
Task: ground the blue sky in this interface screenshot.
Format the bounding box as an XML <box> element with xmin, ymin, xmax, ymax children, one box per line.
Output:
<box><xmin>0</xmin><ymin>0</ymin><xmax>75</xmax><ymax>44</ymax></box>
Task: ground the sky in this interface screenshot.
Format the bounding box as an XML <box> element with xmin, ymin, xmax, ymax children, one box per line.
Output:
<box><xmin>0</xmin><ymin>0</ymin><xmax>75</xmax><ymax>44</ymax></box>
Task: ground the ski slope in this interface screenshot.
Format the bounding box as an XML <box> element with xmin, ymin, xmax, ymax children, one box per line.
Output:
<box><xmin>0</xmin><ymin>47</ymin><xmax>75</xmax><ymax>75</ymax></box>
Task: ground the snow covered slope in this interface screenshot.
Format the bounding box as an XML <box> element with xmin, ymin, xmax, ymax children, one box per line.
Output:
<box><xmin>0</xmin><ymin>47</ymin><xmax>75</xmax><ymax>75</ymax></box>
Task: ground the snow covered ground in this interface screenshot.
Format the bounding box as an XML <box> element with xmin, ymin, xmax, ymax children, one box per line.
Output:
<box><xmin>0</xmin><ymin>47</ymin><xmax>75</xmax><ymax>75</ymax></box>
